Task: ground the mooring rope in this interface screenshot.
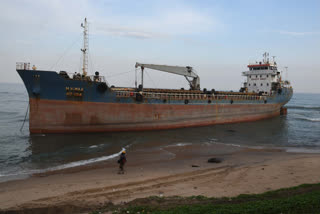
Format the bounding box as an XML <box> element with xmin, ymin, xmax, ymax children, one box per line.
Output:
<box><xmin>20</xmin><ymin>102</ymin><xmax>29</xmax><ymax>132</ymax></box>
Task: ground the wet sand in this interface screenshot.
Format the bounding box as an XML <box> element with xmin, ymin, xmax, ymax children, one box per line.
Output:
<box><xmin>1</xmin><ymin>143</ymin><xmax>320</xmax><ymax>213</ymax></box>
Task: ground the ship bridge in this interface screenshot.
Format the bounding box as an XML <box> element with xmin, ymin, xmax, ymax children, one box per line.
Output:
<box><xmin>242</xmin><ymin>53</ymin><xmax>281</xmax><ymax>94</ymax></box>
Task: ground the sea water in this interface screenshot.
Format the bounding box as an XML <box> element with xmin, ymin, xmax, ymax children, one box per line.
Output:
<box><xmin>0</xmin><ymin>83</ymin><xmax>319</xmax><ymax>182</ymax></box>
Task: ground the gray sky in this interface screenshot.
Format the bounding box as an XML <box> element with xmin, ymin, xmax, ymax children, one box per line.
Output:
<box><xmin>1</xmin><ymin>0</ymin><xmax>320</xmax><ymax>93</ymax></box>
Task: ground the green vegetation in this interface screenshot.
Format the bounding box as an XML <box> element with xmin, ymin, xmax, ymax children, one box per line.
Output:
<box><xmin>122</xmin><ymin>192</ymin><xmax>320</xmax><ymax>214</ymax></box>
<box><xmin>91</xmin><ymin>183</ymin><xmax>320</xmax><ymax>214</ymax></box>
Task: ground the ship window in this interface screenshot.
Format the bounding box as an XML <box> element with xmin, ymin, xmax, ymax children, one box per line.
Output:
<box><xmin>254</xmin><ymin>83</ymin><xmax>256</xmax><ymax>86</ymax></box>
<box><xmin>249</xmin><ymin>83</ymin><xmax>251</xmax><ymax>86</ymax></box>
<box><xmin>267</xmin><ymin>75</ymin><xmax>269</xmax><ymax>77</ymax></box>
<box><xmin>256</xmin><ymin>75</ymin><xmax>258</xmax><ymax>78</ymax></box>
<box><xmin>267</xmin><ymin>83</ymin><xmax>269</xmax><ymax>86</ymax></box>
<box><xmin>260</xmin><ymin>75</ymin><xmax>262</xmax><ymax>77</ymax></box>
<box><xmin>250</xmin><ymin>75</ymin><xmax>251</xmax><ymax>78</ymax></box>
<box><xmin>261</xmin><ymin>83</ymin><xmax>263</xmax><ymax>86</ymax></box>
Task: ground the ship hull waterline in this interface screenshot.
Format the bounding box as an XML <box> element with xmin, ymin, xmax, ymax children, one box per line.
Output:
<box><xmin>29</xmin><ymin>98</ymin><xmax>282</xmax><ymax>134</ymax></box>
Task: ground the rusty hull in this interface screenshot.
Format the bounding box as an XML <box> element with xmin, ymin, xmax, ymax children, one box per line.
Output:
<box><xmin>29</xmin><ymin>98</ymin><xmax>281</xmax><ymax>133</ymax></box>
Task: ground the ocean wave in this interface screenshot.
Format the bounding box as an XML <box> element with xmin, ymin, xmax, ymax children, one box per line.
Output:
<box><xmin>285</xmin><ymin>147</ymin><xmax>320</xmax><ymax>153</ymax></box>
<box><xmin>48</xmin><ymin>150</ymin><xmax>122</xmax><ymax>171</ymax></box>
<box><xmin>286</xmin><ymin>105</ymin><xmax>320</xmax><ymax>111</ymax></box>
<box><xmin>0</xmin><ymin>147</ymin><xmax>128</xmax><ymax>182</ymax></box>
<box><xmin>0</xmin><ymin>91</ymin><xmax>23</xmax><ymax>95</ymax></box>
<box><xmin>0</xmin><ymin>111</ymin><xmax>19</xmax><ymax>115</ymax></box>
<box><xmin>0</xmin><ymin>171</ymin><xmax>32</xmax><ymax>178</ymax></box>
<box><xmin>208</xmin><ymin>141</ymin><xmax>242</xmax><ymax>147</ymax></box>
<box><xmin>88</xmin><ymin>144</ymin><xmax>105</xmax><ymax>149</ymax></box>
<box><xmin>296</xmin><ymin>117</ymin><xmax>320</xmax><ymax>122</ymax></box>
<box><xmin>47</xmin><ymin>145</ymin><xmax>130</xmax><ymax>172</ymax></box>
<box><xmin>163</xmin><ymin>143</ymin><xmax>192</xmax><ymax>148</ymax></box>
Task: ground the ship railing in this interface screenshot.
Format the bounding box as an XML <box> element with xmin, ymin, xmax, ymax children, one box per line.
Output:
<box><xmin>58</xmin><ymin>71</ymin><xmax>109</xmax><ymax>85</ymax></box>
<box><xmin>282</xmin><ymin>80</ymin><xmax>291</xmax><ymax>86</ymax></box>
<box><xmin>16</xmin><ymin>62</ymin><xmax>30</xmax><ymax>70</ymax></box>
<box><xmin>87</xmin><ymin>75</ymin><xmax>106</xmax><ymax>83</ymax></box>
<box><xmin>115</xmin><ymin>91</ymin><xmax>267</xmax><ymax>102</ymax></box>
<box><xmin>242</xmin><ymin>70</ymin><xmax>277</xmax><ymax>75</ymax></box>
<box><xmin>69</xmin><ymin>73</ymin><xmax>106</xmax><ymax>83</ymax></box>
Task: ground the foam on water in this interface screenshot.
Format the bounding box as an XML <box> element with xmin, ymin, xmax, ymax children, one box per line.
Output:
<box><xmin>285</xmin><ymin>147</ymin><xmax>320</xmax><ymax>153</ymax></box>
<box><xmin>209</xmin><ymin>141</ymin><xmax>242</xmax><ymax>148</ymax></box>
<box><xmin>47</xmin><ymin>149</ymin><xmax>123</xmax><ymax>171</ymax></box>
<box><xmin>297</xmin><ymin>117</ymin><xmax>320</xmax><ymax>122</ymax></box>
<box><xmin>0</xmin><ymin>148</ymin><xmax>126</xmax><ymax>182</ymax></box>
<box><xmin>306</xmin><ymin>118</ymin><xmax>320</xmax><ymax>122</ymax></box>
<box><xmin>287</xmin><ymin>105</ymin><xmax>320</xmax><ymax>111</ymax></box>
<box><xmin>162</xmin><ymin>143</ymin><xmax>192</xmax><ymax>148</ymax></box>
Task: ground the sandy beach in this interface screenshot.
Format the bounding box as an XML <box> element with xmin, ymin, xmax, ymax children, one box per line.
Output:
<box><xmin>1</xmin><ymin>143</ymin><xmax>320</xmax><ymax>213</ymax></box>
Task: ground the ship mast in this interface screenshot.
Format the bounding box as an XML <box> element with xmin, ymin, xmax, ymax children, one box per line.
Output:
<box><xmin>81</xmin><ymin>18</ymin><xmax>88</xmax><ymax>76</ymax></box>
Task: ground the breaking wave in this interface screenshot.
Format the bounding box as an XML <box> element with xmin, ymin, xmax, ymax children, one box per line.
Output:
<box><xmin>286</xmin><ymin>105</ymin><xmax>320</xmax><ymax>111</ymax></box>
<box><xmin>0</xmin><ymin>148</ymin><xmax>127</xmax><ymax>182</ymax></box>
<box><xmin>163</xmin><ymin>143</ymin><xmax>192</xmax><ymax>148</ymax></box>
<box><xmin>47</xmin><ymin>150</ymin><xmax>122</xmax><ymax>171</ymax></box>
<box><xmin>296</xmin><ymin>117</ymin><xmax>320</xmax><ymax>122</ymax></box>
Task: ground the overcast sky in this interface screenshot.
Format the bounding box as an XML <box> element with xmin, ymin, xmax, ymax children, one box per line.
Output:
<box><xmin>1</xmin><ymin>0</ymin><xmax>319</xmax><ymax>93</ymax></box>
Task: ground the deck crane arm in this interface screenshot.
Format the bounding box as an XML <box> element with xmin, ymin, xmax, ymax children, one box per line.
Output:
<box><xmin>135</xmin><ymin>63</ymin><xmax>200</xmax><ymax>90</ymax></box>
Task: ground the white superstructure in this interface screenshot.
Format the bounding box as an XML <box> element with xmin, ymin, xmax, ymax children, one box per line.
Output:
<box><xmin>242</xmin><ymin>53</ymin><xmax>281</xmax><ymax>94</ymax></box>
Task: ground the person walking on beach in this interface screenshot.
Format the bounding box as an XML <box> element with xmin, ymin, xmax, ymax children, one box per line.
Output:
<box><xmin>118</xmin><ymin>150</ymin><xmax>127</xmax><ymax>174</ymax></box>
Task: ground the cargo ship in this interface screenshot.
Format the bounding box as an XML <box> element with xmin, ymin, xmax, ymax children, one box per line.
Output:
<box><xmin>17</xmin><ymin>18</ymin><xmax>293</xmax><ymax>133</ymax></box>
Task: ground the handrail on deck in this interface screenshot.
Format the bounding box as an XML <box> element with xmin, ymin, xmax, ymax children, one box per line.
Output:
<box><xmin>16</xmin><ymin>62</ymin><xmax>30</xmax><ymax>70</ymax></box>
<box><xmin>115</xmin><ymin>91</ymin><xmax>266</xmax><ymax>102</ymax></box>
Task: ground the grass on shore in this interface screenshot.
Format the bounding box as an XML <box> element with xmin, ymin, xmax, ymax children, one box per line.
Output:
<box><xmin>92</xmin><ymin>183</ymin><xmax>320</xmax><ymax>214</ymax></box>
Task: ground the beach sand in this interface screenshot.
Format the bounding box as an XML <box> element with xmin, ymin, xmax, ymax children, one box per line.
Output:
<box><xmin>1</xmin><ymin>143</ymin><xmax>320</xmax><ymax>213</ymax></box>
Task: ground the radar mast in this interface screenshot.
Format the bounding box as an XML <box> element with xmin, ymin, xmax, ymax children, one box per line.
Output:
<box><xmin>81</xmin><ymin>18</ymin><xmax>88</xmax><ymax>76</ymax></box>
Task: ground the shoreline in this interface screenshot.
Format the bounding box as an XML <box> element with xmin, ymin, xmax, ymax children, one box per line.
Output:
<box><xmin>1</xmin><ymin>143</ymin><xmax>320</xmax><ymax>213</ymax></box>
<box><xmin>2</xmin><ymin>142</ymin><xmax>320</xmax><ymax>184</ymax></box>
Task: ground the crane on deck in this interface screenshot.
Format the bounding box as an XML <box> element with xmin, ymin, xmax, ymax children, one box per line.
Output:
<box><xmin>135</xmin><ymin>63</ymin><xmax>200</xmax><ymax>90</ymax></box>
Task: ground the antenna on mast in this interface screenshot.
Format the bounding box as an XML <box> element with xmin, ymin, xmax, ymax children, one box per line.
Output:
<box><xmin>284</xmin><ymin>66</ymin><xmax>288</xmax><ymax>80</ymax></box>
<box><xmin>81</xmin><ymin>18</ymin><xmax>88</xmax><ymax>76</ymax></box>
<box><xmin>263</xmin><ymin>52</ymin><xmax>269</xmax><ymax>63</ymax></box>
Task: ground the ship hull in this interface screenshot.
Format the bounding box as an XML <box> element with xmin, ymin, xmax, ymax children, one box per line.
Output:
<box><xmin>16</xmin><ymin>69</ymin><xmax>292</xmax><ymax>133</ymax></box>
<box><xmin>29</xmin><ymin>98</ymin><xmax>281</xmax><ymax>133</ymax></box>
